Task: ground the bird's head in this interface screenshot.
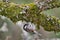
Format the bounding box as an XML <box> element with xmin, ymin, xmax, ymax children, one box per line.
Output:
<box><xmin>23</xmin><ymin>22</ymin><xmax>36</xmax><ymax>34</ymax></box>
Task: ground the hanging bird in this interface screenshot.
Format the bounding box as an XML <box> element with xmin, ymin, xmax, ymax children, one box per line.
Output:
<box><xmin>23</xmin><ymin>24</ymin><xmax>35</xmax><ymax>34</ymax></box>
<box><xmin>23</xmin><ymin>22</ymin><xmax>42</xmax><ymax>36</ymax></box>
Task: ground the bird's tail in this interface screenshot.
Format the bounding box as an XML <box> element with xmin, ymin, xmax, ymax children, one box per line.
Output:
<box><xmin>34</xmin><ymin>31</ymin><xmax>42</xmax><ymax>36</ymax></box>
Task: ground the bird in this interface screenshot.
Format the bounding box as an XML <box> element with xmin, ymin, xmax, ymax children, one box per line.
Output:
<box><xmin>23</xmin><ymin>22</ymin><xmax>42</xmax><ymax>36</ymax></box>
<box><xmin>23</xmin><ymin>24</ymin><xmax>35</xmax><ymax>34</ymax></box>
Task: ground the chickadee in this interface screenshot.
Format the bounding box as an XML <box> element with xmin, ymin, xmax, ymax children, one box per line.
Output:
<box><xmin>23</xmin><ymin>24</ymin><xmax>35</xmax><ymax>34</ymax></box>
<box><xmin>23</xmin><ymin>23</ymin><xmax>42</xmax><ymax>36</ymax></box>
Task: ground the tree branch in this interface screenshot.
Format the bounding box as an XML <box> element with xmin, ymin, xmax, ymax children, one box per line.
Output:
<box><xmin>34</xmin><ymin>0</ymin><xmax>60</xmax><ymax>11</ymax></box>
<box><xmin>0</xmin><ymin>1</ymin><xmax>60</xmax><ymax>32</ymax></box>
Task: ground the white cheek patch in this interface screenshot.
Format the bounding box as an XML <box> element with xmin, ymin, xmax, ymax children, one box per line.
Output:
<box><xmin>0</xmin><ymin>22</ymin><xmax>8</xmax><ymax>32</ymax></box>
<box><xmin>27</xmin><ymin>22</ymin><xmax>36</xmax><ymax>30</ymax></box>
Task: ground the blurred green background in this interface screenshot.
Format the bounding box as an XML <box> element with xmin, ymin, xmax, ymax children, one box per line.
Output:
<box><xmin>10</xmin><ymin>0</ymin><xmax>34</xmax><ymax>4</ymax></box>
<box><xmin>43</xmin><ymin>7</ymin><xmax>60</xmax><ymax>18</ymax></box>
